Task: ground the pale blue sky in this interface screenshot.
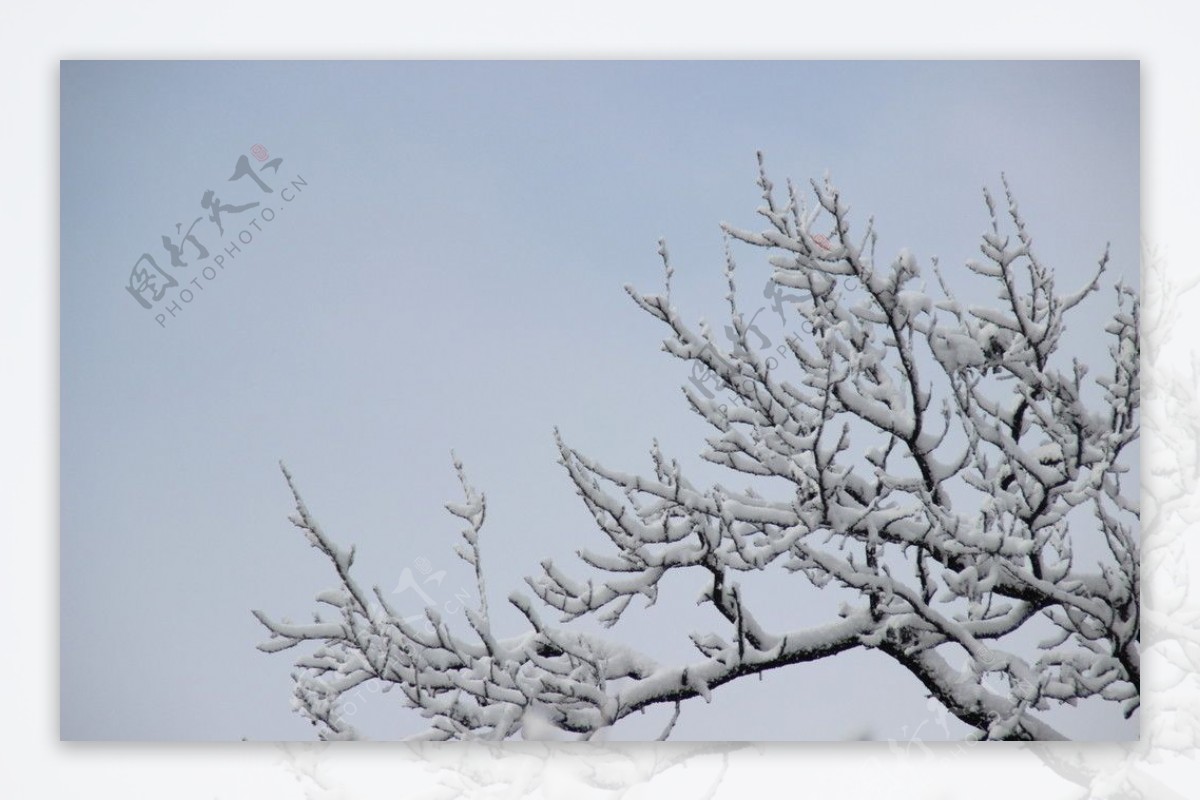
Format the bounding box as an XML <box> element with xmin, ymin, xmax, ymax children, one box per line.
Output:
<box><xmin>60</xmin><ymin>61</ymin><xmax>1139</xmax><ymax>741</ymax></box>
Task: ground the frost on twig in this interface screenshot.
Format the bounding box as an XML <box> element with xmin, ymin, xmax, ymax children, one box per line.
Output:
<box><xmin>256</xmin><ymin>158</ymin><xmax>1138</xmax><ymax>741</ymax></box>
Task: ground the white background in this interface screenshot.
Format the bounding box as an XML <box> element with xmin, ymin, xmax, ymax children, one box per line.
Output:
<box><xmin>3</xmin><ymin>1</ymin><xmax>1198</xmax><ymax>797</ymax></box>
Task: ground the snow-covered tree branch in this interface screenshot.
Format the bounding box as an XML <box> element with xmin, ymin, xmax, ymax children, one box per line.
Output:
<box><xmin>255</xmin><ymin>155</ymin><xmax>1139</xmax><ymax>741</ymax></box>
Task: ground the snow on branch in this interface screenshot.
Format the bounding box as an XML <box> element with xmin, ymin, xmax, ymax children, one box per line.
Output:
<box><xmin>256</xmin><ymin>157</ymin><xmax>1138</xmax><ymax>741</ymax></box>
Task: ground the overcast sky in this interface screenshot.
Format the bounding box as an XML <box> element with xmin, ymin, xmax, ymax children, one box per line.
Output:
<box><xmin>60</xmin><ymin>60</ymin><xmax>1139</xmax><ymax>741</ymax></box>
